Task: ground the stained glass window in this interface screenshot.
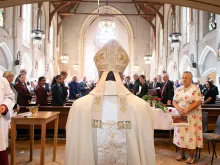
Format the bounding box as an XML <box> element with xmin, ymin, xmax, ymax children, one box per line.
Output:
<box><xmin>208</xmin><ymin>13</ymin><xmax>217</xmax><ymax>32</ymax></box>
<box><xmin>0</xmin><ymin>9</ymin><xmax>4</xmax><ymax>27</ymax></box>
<box><xmin>159</xmin><ymin>27</ymin><xmax>163</xmax><ymax>57</ymax></box>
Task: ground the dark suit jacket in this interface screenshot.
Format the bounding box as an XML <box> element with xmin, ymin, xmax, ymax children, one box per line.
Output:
<box><xmin>161</xmin><ymin>80</ymin><xmax>174</xmax><ymax>104</ymax></box>
<box><xmin>14</xmin><ymin>82</ymin><xmax>32</xmax><ymax>106</ymax></box>
<box><xmin>60</xmin><ymin>81</ymin><xmax>68</xmax><ymax>103</ymax></box>
<box><xmin>51</xmin><ymin>83</ymin><xmax>64</xmax><ymax>106</ymax></box>
<box><xmin>133</xmin><ymin>79</ymin><xmax>140</xmax><ymax>94</ymax></box>
<box><xmin>79</xmin><ymin>81</ymin><xmax>90</xmax><ymax>97</ymax></box>
<box><xmin>124</xmin><ymin>82</ymin><xmax>134</xmax><ymax>90</ymax></box>
<box><xmin>68</xmin><ymin>81</ymin><xmax>80</xmax><ymax>100</ymax></box>
<box><xmin>137</xmin><ymin>83</ymin><xmax>148</xmax><ymax>98</ymax></box>
<box><xmin>149</xmin><ymin>82</ymin><xmax>162</xmax><ymax>89</ymax></box>
<box><xmin>35</xmin><ymin>85</ymin><xmax>48</xmax><ymax>106</ymax></box>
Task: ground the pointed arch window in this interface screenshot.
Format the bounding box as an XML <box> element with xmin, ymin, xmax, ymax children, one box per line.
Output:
<box><xmin>22</xmin><ymin>4</ymin><xmax>31</xmax><ymax>46</ymax></box>
<box><xmin>0</xmin><ymin>9</ymin><xmax>4</xmax><ymax>27</ymax></box>
<box><xmin>208</xmin><ymin>13</ymin><xmax>217</xmax><ymax>32</ymax></box>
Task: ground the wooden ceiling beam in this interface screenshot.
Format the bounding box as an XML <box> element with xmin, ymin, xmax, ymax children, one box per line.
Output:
<box><xmin>49</xmin><ymin>2</ymin><xmax>70</xmax><ymax>28</ymax></box>
<box><xmin>58</xmin><ymin>12</ymin><xmax>156</xmax><ymax>17</ymax></box>
<box><xmin>52</xmin><ymin>1</ymin><xmax>162</xmax><ymax>5</ymax></box>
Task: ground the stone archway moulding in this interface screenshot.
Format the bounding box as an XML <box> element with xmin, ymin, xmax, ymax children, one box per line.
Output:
<box><xmin>179</xmin><ymin>55</ymin><xmax>190</xmax><ymax>74</ymax></box>
<box><xmin>79</xmin><ymin>5</ymin><xmax>134</xmax><ymax>77</ymax></box>
<box><xmin>198</xmin><ymin>45</ymin><xmax>216</xmax><ymax>68</ymax></box>
<box><xmin>0</xmin><ymin>42</ymin><xmax>13</xmax><ymax>70</ymax></box>
<box><xmin>202</xmin><ymin>68</ymin><xmax>216</xmax><ymax>78</ymax></box>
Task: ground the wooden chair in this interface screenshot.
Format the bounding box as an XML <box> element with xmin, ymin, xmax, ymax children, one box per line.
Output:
<box><xmin>203</xmin><ymin>115</ymin><xmax>220</xmax><ymax>165</ymax></box>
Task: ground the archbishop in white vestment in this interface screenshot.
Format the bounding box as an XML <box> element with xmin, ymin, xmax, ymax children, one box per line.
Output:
<box><xmin>65</xmin><ymin>40</ymin><xmax>156</xmax><ymax>165</ymax></box>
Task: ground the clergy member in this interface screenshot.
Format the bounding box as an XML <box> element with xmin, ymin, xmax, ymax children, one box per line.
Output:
<box><xmin>0</xmin><ymin>76</ymin><xmax>15</xmax><ymax>165</ymax></box>
<box><xmin>65</xmin><ymin>40</ymin><xmax>156</xmax><ymax>165</ymax></box>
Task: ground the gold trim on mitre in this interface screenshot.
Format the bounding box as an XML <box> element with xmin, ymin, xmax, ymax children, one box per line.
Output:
<box><xmin>94</xmin><ymin>40</ymin><xmax>130</xmax><ymax>73</ymax></box>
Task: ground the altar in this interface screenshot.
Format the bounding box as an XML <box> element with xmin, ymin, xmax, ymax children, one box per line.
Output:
<box><xmin>151</xmin><ymin>107</ymin><xmax>179</xmax><ymax>130</ymax></box>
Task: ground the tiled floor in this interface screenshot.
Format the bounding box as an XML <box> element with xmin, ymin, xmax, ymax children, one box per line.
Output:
<box><xmin>8</xmin><ymin>138</ymin><xmax>220</xmax><ymax>165</ymax></box>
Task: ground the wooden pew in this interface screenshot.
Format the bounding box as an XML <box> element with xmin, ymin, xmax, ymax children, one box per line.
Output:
<box><xmin>202</xmin><ymin>107</ymin><xmax>220</xmax><ymax>130</ymax></box>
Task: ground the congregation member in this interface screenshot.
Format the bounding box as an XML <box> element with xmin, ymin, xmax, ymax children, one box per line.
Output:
<box><xmin>3</xmin><ymin>71</ymin><xmax>20</xmax><ymax>118</ymax></box>
<box><xmin>203</xmin><ymin>81</ymin><xmax>216</xmax><ymax>104</ymax></box>
<box><xmin>175</xmin><ymin>80</ymin><xmax>180</xmax><ymax>88</ymax></box>
<box><xmin>60</xmin><ymin>71</ymin><xmax>68</xmax><ymax>103</ymax></box>
<box><xmin>14</xmin><ymin>74</ymin><xmax>32</xmax><ymax>106</ymax></box>
<box><xmin>28</xmin><ymin>81</ymin><xmax>36</xmax><ymax>94</ymax></box>
<box><xmin>157</xmin><ymin>75</ymin><xmax>163</xmax><ymax>84</ymax></box>
<box><xmin>15</xmin><ymin>69</ymin><xmax>27</xmax><ymax>84</ymax></box>
<box><xmin>51</xmin><ymin>75</ymin><xmax>65</xmax><ymax>106</ymax></box>
<box><xmin>132</xmin><ymin>73</ymin><xmax>140</xmax><ymax>94</ymax></box>
<box><xmin>79</xmin><ymin>76</ymin><xmax>90</xmax><ymax>97</ymax></box>
<box><xmin>210</xmin><ymin>80</ymin><xmax>219</xmax><ymax>97</ymax></box>
<box><xmin>124</xmin><ymin>76</ymin><xmax>134</xmax><ymax>91</ymax></box>
<box><xmin>68</xmin><ymin>76</ymin><xmax>80</xmax><ymax>100</ymax></box>
<box><xmin>89</xmin><ymin>80</ymin><xmax>96</xmax><ymax>91</ymax></box>
<box><xmin>173</xmin><ymin>71</ymin><xmax>203</xmax><ymax>164</ymax></box>
<box><xmin>161</xmin><ymin>73</ymin><xmax>174</xmax><ymax>105</ymax></box>
<box><xmin>136</xmin><ymin>74</ymin><xmax>148</xmax><ymax>98</ymax></box>
<box><xmin>65</xmin><ymin>40</ymin><xmax>156</xmax><ymax>165</ymax></box>
<box><xmin>197</xmin><ymin>80</ymin><xmax>204</xmax><ymax>92</ymax></box>
<box><xmin>35</xmin><ymin>76</ymin><xmax>48</xmax><ymax>106</ymax></box>
<box><xmin>0</xmin><ymin>76</ymin><xmax>15</xmax><ymax>165</ymax></box>
<box><xmin>149</xmin><ymin>76</ymin><xmax>162</xmax><ymax>89</ymax></box>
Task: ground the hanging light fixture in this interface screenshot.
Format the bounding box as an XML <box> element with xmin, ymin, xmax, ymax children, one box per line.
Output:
<box><xmin>168</xmin><ymin>9</ymin><xmax>182</xmax><ymax>47</ymax></box>
<box><xmin>32</xmin><ymin>8</ymin><xmax>45</xmax><ymax>45</ymax></box>
<box><xmin>60</xmin><ymin>42</ymin><xmax>69</xmax><ymax>64</ymax></box>
<box><xmin>144</xmin><ymin>55</ymin><xmax>152</xmax><ymax>64</ymax></box>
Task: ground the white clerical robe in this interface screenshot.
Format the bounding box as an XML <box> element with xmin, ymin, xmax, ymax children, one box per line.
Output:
<box><xmin>65</xmin><ymin>81</ymin><xmax>156</xmax><ymax>165</ymax></box>
<box><xmin>0</xmin><ymin>77</ymin><xmax>15</xmax><ymax>151</ymax></box>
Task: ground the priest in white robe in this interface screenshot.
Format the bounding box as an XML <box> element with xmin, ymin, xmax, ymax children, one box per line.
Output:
<box><xmin>0</xmin><ymin>76</ymin><xmax>15</xmax><ymax>165</ymax></box>
<box><xmin>65</xmin><ymin>40</ymin><xmax>156</xmax><ymax>165</ymax></box>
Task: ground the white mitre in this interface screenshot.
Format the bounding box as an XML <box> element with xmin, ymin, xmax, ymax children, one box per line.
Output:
<box><xmin>91</xmin><ymin>39</ymin><xmax>131</xmax><ymax>123</ymax></box>
<box><xmin>91</xmin><ymin>39</ymin><xmax>130</xmax><ymax>96</ymax></box>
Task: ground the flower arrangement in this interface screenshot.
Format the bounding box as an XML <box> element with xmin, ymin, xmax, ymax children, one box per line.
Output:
<box><xmin>142</xmin><ymin>94</ymin><xmax>168</xmax><ymax>113</ymax></box>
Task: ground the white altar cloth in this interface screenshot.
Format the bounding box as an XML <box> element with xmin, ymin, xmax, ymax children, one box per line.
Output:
<box><xmin>151</xmin><ymin>107</ymin><xmax>179</xmax><ymax>130</ymax></box>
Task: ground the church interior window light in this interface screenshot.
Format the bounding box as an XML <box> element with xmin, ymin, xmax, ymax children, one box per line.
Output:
<box><xmin>208</xmin><ymin>13</ymin><xmax>217</xmax><ymax>32</ymax></box>
<box><xmin>97</xmin><ymin>20</ymin><xmax>117</xmax><ymax>47</ymax></box>
<box><xmin>186</xmin><ymin>8</ymin><xmax>190</xmax><ymax>43</ymax></box>
<box><xmin>0</xmin><ymin>9</ymin><xmax>4</xmax><ymax>27</ymax></box>
<box><xmin>49</xmin><ymin>26</ymin><xmax>54</xmax><ymax>59</ymax></box>
<box><xmin>159</xmin><ymin>27</ymin><xmax>163</xmax><ymax>57</ymax></box>
<box><xmin>22</xmin><ymin>4</ymin><xmax>31</xmax><ymax>46</ymax></box>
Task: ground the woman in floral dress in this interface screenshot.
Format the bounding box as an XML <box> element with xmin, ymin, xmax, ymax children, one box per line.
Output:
<box><xmin>173</xmin><ymin>71</ymin><xmax>203</xmax><ymax>164</ymax></box>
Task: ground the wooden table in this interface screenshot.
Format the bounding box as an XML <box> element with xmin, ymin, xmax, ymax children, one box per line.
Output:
<box><xmin>11</xmin><ymin>111</ymin><xmax>60</xmax><ymax>165</ymax></box>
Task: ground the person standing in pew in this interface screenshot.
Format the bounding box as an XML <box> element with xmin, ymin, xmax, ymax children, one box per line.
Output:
<box><xmin>68</xmin><ymin>76</ymin><xmax>80</xmax><ymax>100</ymax></box>
<box><xmin>14</xmin><ymin>74</ymin><xmax>32</xmax><ymax>106</ymax></box>
<box><xmin>51</xmin><ymin>75</ymin><xmax>65</xmax><ymax>106</ymax></box>
<box><xmin>60</xmin><ymin>71</ymin><xmax>68</xmax><ymax>103</ymax></box>
<box><xmin>203</xmin><ymin>81</ymin><xmax>216</xmax><ymax>104</ymax></box>
<box><xmin>35</xmin><ymin>76</ymin><xmax>48</xmax><ymax>106</ymax></box>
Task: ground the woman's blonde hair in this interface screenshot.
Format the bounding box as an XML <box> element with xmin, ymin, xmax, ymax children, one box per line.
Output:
<box><xmin>3</xmin><ymin>71</ymin><xmax>14</xmax><ymax>78</ymax></box>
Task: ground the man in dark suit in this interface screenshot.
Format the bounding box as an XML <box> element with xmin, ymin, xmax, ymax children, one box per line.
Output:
<box><xmin>68</xmin><ymin>76</ymin><xmax>80</xmax><ymax>100</ymax></box>
<box><xmin>124</xmin><ymin>76</ymin><xmax>134</xmax><ymax>91</ymax></box>
<box><xmin>161</xmin><ymin>73</ymin><xmax>174</xmax><ymax>105</ymax></box>
<box><xmin>132</xmin><ymin>74</ymin><xmax>140</xmax><ymax>94</ymax></box>
<box><xmin>210</xmin><ymin>80</ymin><xmax>219</xmax><ymax>101</ymax></box>
<box><xmin>79</xmin><ymin>76</ymin><xmax>90</xmax><ymax>97</ymax></box>
<box><xmin>149</xmin><ymin>77</ymin><xmax>163</xmax><ymax>89</ymax></box>
<box><xmin>14</xmin><ymin>74</ymin><xmax>32</xmax><ymax>106</ymax></box>
<box><xmin>60</xmin><ymin>71</ymin><xmax>68</xmax><ymax>103</ymax></box>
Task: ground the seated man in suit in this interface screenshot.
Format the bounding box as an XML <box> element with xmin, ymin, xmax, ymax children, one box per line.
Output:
<box><xmin>124</xmin><ymin>76</ymin><xmax>134</xmax><ymax>91</ymax></box>
<box><xmin>161</xmin><ymin>73</ymin><xmax>174</xmax><ymax>105</ymax></box>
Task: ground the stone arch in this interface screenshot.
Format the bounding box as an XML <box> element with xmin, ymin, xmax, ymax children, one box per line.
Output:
<box><xmin>202</xmin><ymin>68</ymin><xmax>216</xmax><ymax>78</ymax></box>
<box><xmin>21</xmin><ymin>52</ymin><xmax>32</xmax><ymax>78</ymax></box>
<box><xmin>0</xmin><ymin>42</ymin><xmax>13</xmax><ymax>70</ymax></box>
<box><xmin>198</xmin><ymin>45</ymin><xmax>216</xmax><ymax>68</ymax></box>
<box><xmin>79</xmin><ymin>5</ymin><xmax>134</xmax><ymax>77</ymax></box>
<box><xmin>179</xmin><ymin>55</ymin><xmax>191</xmax><ymax>74</ymax></box>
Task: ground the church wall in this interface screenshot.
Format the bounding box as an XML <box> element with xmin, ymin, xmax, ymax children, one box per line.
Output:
<box><xmin>151</xmin><ymin>5</ymin><xmax>220</xmax><ymax>93</ymax></box>
<box><xmin>62</xmin><ymin>3</ymin><xmax>151</xmax><ymax>81</ymax></box>
<box><xmin>0</xmin><ymin>2</ymin><xmax>58</xmax><ymax>83</ymax></box>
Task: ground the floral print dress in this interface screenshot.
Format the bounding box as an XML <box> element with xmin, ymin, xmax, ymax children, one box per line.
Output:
<box><xmin>173</xmin><ymin>84</ymin><xmax>203</xmax><ymax>149</ymax></box>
